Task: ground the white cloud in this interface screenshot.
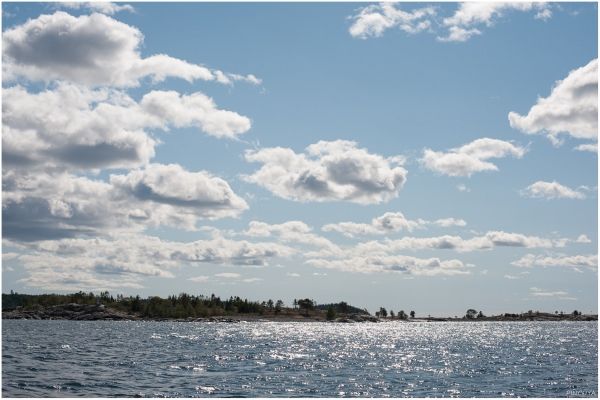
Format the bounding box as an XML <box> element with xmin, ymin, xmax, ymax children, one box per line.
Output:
<box><xmin>243</xmin><ymin>278</ymin><xmax>262</xmax><ymax>283</ymax></box>
<box><xmin>110</xmin><ymin>163</ymin><xmax>249</xmax><ymax>224</ymax></box>
<box><xmin>2</xmin><ymin>252</ymin><xmax>20</xmax><ymax>260</ymax></box>
<box><xmin>534</xmin><ymin>8</ymin><xmax>552</xmax><ymax>21</ymax></box>
<box><xmin>420</xmin><ymin>138</ymin><xmax>526</xmax><ymax>177</ymax></box>
<box><xmin>511</xmin><ymin>253</ymin><xmax>598</xmax><ymax>269</ymax></box>
<box><xmin>287</xmin><ymin>273</ymin><xmax>300</xmax><ymax>277</ymax></box>
<box><xmin>457</xmin><ymin>184</ymin><xmax>470</xmax><ymax>192</ymax></box>
<box><xmin>3</xmin><ymin>84</ymin><xmax>251</xmax><ymax>176</ymax></box>
<box><xmin>188</xmin><ymin>276</ymin><xmax>209</xmax><ymax>282</ymax></box>
<box><xmin>509</xmin><ymin>59</ymin><xmax>598</xmax><ymax>145</ymax></box>
<box><xmin>239</xmin><ymin>221</ymin><xmax>343</xmax><ymax>258</ymax></box>
<box><xmin>504</xmin><ymin>275</ymin><xmax>521</xmax><ymax>280</ymax></box>
<box><xmin>574</xmin><ymin>143</ymin><xmax>598</xmax><ymax>152</ymax></box>
<box><xmin>349</xmin><ymin>2</ymin><xmax>551</xmax><ymax>43</ymax></box>
<box><xmin>3</xmin><ymin>164</ymin><xmax>249</xmax><ymax>241</ymax></box>
<box><xmin>532</xmin><ymin>291</ymin><xmax>568</xmax><ymax>297</ymax></box>
<box><xmin>348</xmin><ymin>3</ymin><xmax>436</xmax><ymax>39</ymax></box>
<box><xmin>8</xmin><ymin>233</ymin><xmax>295</xmax><ymax>291</ymax></box>
<box><xmin>434</xmin><ymin>218</ymin><xmax>467</xmax><ymax>228</ymax></box>
<box><xmin>442</xmin><ymin>2</ymin><xmax>547</xmax><ymax>28</ymax></box>
<box><xmin>520</xmin><ymin>181</ymin><xmax>586</xmax><ymax>200</ymax></box>
<box><xmin>322</xmin><ymin>212</ymin><xmax>466</xmax><ymax>238</ymax></box>
<box><xmin>436</xmin><ymin>26</ymin><xmax>481</xmax><ymax>42</ymax></box>
<box><xmin>313</xmin><ymin>273</ymin><xmax>328</xmax><ymax>276</ymax></box>
<box><xmin>216</xmin><ymin>273</ymin><xmax>241</xmax><ymax>279</ymax></box>
<box><xmin>380</xmin><ymin>231</ymin><xmax>552</xmax><ymax>254</ymax></box>
<box><xmin>242</xmin><ymin>140</ymin><xmax>407</xmax><ymax>204</ymax></box>
<box><xmin>576</xmin><ymin>235</ymin><xmax>591</xmax><ymax>243</ymax></box>
<box><xmin>306</xmin><ymin>254</ymin><xmax>471</xmax><ymax>276</ymax></box>
<box><xmin>2</xmin><ymin>11</ymin><xmax>260</xmax><ymax>87</ymax></box>
<box><xmin>59</xmin><ymin>2</ymin><xmax>135</xmax><ymax>15</ymax></box>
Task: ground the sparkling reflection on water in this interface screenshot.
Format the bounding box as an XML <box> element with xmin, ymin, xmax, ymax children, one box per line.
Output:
<box><xmin>2</xmin><ymin>320</ymin><xmax>597</xmax><ymax>397</ymax></box>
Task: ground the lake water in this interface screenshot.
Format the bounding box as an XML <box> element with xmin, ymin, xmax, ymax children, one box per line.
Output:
<box><xmin>2</xmin><ymin>320</ymin><xmax>597</xmax><ymax>397</ymax></box>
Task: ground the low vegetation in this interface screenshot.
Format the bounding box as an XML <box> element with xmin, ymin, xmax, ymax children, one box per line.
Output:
<box><xmin>2</xmin><ymin>292</ymin><xmax>596</xmax><ymax>322</ymax></box>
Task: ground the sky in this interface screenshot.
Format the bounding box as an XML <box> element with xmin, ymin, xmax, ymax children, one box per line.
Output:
<box><xmin>1</xmin><ymin>2</ymin><xmax>598</xmax><ymax>317</ymax></box>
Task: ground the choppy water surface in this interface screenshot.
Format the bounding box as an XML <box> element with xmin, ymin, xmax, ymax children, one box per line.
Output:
<box><xmin>2</xmin><ymin>320</ymin><xmax>597</xmax><ymax>397</ymax></box>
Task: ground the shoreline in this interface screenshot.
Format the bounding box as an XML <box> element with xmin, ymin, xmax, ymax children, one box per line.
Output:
<box><xmin>3</xmin><ymin>304</ymin><xmax>597</xmax><ymax>323</ymax></box>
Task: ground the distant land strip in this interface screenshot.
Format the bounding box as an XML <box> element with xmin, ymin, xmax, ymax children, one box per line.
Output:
<box><xmin>2</xmin><ymin>292</ymin><xmax>597</xmax><ymax>322</ymax></box>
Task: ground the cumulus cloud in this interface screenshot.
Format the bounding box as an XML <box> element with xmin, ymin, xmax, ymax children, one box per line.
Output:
<box><xmin>306</xmin><ymin>254</ymin><xmax>471</xmax><ymax>276</ymax></box>
<box><xmin>380</xmin><ymin>231</ymin><xmax>552</xmax><ymax>254</ymax></box>
<box><xmin>322</xmin><ymin>212</ymin><xmax>466</xmax><ymax>238</ymax></box>
<box><xmin>348</xmin><ymin>2</ymin><xmax>551</xmax><ymax>43</ymax></box>
<box><xmin>576</xmin><ymin>235</ymin><xmax>592</xmax><ymax>243</ymax></box>
<box><xmin>436</xmin><ymin>26</ymin><xmax>481</xmax><ymax>42</ymax></box>
<box><xmin>243</xmin><ymin>278</ymin><xmax>262</xmax><ymax>283</ymax></box>
<box><xmin>216</xmin><ymin>273</ymin><xmax>241</xmax><ymax>279</ymax></box>
<box><xmin>2</xmin><ymin>84</ymin><xmax>251</xmax><ymax>177</ymax></box>
<box><xmin>240</xmin><ymin>221</ymin><xmax>343</xmax><ymax>258</ymax></box>
<box><xmin>504</xmin><ymin>275</ymin><xmax>521</xmax><ymax>280</ymax></box>
<box><xmin>420</xmin><ymin>138</ymin><xmax>526</xmax><ymax>177</ymax></box>
<box><xmin>2</xmin><ymin>11</ymin><xmax>260</xmax><ymax>87</ymax></box>
<box><xmin>511</xmin><ymin>253</ymin><xmax>598</xmax><ymax>270</ymax></box>
<box><xmin>242</xmin><ymin>140</ymin><xmax>407</xmax><ymax>204</ymax></box>
<box><xmin>348</xmin><ymin>3</ymin><xmax>436</xmax><ymax>39</ymax></box>
<box><xmin>442</xmin><ymin>2</ymin><xmax>548</xmax><ymax>28</ymax></box>
<box><xmin>2</xmin><ymin>252</ymin><xmax>20</xmax><ymax>260</ymax></box>
<box><xmin>2</xmin><ymin>164</ymin><xmax>249</xmax><ymax>242</ymax></box>
<box><xmin>59</xmin><ymin>2</ymin><xmax>135</xmax><ymax>15</ymax></box>
<box><xmin>531</xmin><ymin>291</ymin><xmax>568</xmax><ymax>297</ymax></box>
<box><xmin>111</xmin><ymin>163</ymin><xmax>249</xmax><ymax>223</ymax></box>
<box><xmin>520</xmin><ymin>181</ymin><xmax>587</xmax><ymax>199</ymax></box>
<box><xmin>509</xmin><ymin>59</ymin><xmax>598</xmax><ymax>146</ymax></box>
<box><xmin>188</xmin><ymin>276</ymin><xmax>209</xmax><ymax>282</ymax></box>
<box><xmin>534</xmin><ymin>8</ymin><xmax>552</xmax><ymax>21</ymax></box>
<box><xmin>9</xmin><ymin>233</ymin><xmax>295</xmax><ymax>290</ymax></box>
<box><xmin>287</xmin><ymin>273</ymin><xmax>300</xmax><ymax>277</ymax></box>
<box><xmin>574</xmin><ymin>143</ymin><xmax>598</xmax><ymax>152</ymax></box>
<box><xmin>457</xmin><ymin>184</ymin><xmax>470</xmax><ymax>192</ymax></box>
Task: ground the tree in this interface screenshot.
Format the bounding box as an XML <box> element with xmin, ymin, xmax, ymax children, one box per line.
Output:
<box><xmin>379</xmin><ymin>307</ymin><xmax>387</xmax><ymax>318</ymax></box>
<box><xmin>275</xmin><ymin>300</ymin><xmax>284</xmax><ymax>314</ymax></box>
<box><xmin>267</xmin><ymin>299</ymin><xmax>274</xmax><ymax>312</ymax></box>
<box><xmin>398</xmin><ymin>310</ymin><xmax>406</xmax><ymax>320</ymax></box>
<box><xmin>389</xmin><ymin>310</ymin><xmax>395</xmax><ymax>319</ymax></box>
<box><xmin>131</xmin><ymin>295</ymin><xmax>142</xmax><ymax>312</ymax></box>
<box><xmin>477</xmin><ymin>311</ymin><xmax>485</xmax><ymax>318</ymax></box>
<box><xmin>293</xmin><ymin>299</ymin><xmax>298</xmax><ymax>310</ymax></box>
<box><xmin>573</xmin><ymin>310</ymin><xmax>580</xmax><ymax>315</ymax></box>
<box><xmin>326</xmin><ymin>306</ymin><xmax>337</xmax><ymax>320</ymax></box>
<box><xmin>338</xmin><ymin>301</ymin><xmax>348</xmax><ymax>315</ymax></box>
<box><xmin>298</xmin><ymin>298</ymin><xmax>314</xmax><ymax>316</ymax></box>
<box><xmin>465</xmin><ymin>309</ymin><xmax>477</xmax><ymax>319</ymax></box>
<box><xmin>375</xmin><ymin>311</ymin><xmax>380</xmax><ymax>317</ymax></box>
<box><xmin>410</xmin><ymin>310</ymin><xmax>415</xmax><ymax>318</ymax></box>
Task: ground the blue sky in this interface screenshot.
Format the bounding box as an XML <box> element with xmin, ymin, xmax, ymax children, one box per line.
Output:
<box><xmin>2</xmin><ymin>2</ymin><xmax>597</xmax><ymax>316</ymax></box>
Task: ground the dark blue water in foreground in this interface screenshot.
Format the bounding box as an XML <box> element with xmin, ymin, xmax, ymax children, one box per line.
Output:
<box><xmin>2</xmin><ymin>320</ymin><xmax>597</xmax><ymax>397</ymax></box>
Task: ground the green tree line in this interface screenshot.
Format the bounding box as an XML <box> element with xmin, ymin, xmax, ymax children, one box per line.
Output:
<box><xmin>2</xmin><ymin>291</ymin><xmax>282</xmax><ymax>319</ymax></box>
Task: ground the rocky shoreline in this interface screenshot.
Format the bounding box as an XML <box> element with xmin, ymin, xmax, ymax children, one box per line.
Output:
<box><xmin>2</xmin><ymin>304</ymin><xmax>597</xmax><ymax>323</ymax></box>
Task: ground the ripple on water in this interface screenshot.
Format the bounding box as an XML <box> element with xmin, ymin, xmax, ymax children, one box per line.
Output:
<box><xmin>2</xmin><ymin>321</ymin><xmax>598</xmax><ymax>397</ymax></box>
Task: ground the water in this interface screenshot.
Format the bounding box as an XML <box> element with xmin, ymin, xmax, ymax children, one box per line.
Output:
<box><xmin>2</xmin><ymin>320</ymin><xmax>597</xmax><ymax>397</ymax></box>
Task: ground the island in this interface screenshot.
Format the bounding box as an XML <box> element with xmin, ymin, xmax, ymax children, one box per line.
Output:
<box><xmin>2</xmin><ymin>291</ymin><xmax>597</xmax><ymax>322</ymax></box>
